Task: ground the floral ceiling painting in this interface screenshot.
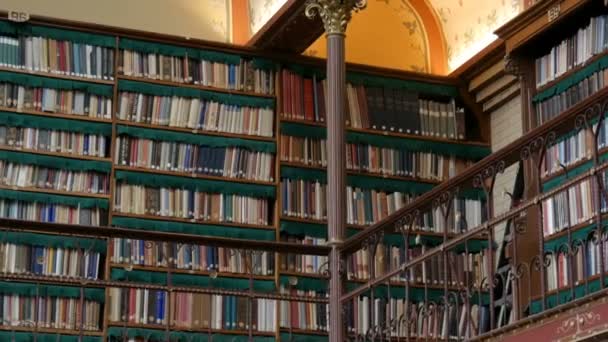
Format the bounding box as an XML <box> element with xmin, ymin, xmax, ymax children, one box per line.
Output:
<box><xmin>427</xmin><ymin>0</ymin><xmax>523</xmax><ymax>70</ymax></box>
<box><xmin>248</xmin><ymin>0</ymin><xmax>288</xmax><ymax>37</ymax></box>
<box><xmin>304</xmin><ymin>0</ymin><xmax>430</xmax><ymax>73</ymax></box>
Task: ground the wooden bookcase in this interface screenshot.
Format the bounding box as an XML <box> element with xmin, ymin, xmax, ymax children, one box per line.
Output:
<box><xmin>496</xmin><ymin>0</ymin><xmax>608</xmax><ymax>318</ymax></box>
<box><xmin>0</xmin><ymin>11</ymin><xmax>491</xmax><ymax>342</ymax></box>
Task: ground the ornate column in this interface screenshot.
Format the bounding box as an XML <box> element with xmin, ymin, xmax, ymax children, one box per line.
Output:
<box><xmin>305</xmin><ymin>1</ymin><xmax>366</xmax><ymax>340</ymax></box>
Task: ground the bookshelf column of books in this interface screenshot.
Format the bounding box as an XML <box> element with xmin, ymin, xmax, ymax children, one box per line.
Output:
<box><xmin>276</xmin><ymin>63</ymin><xmax>492</xmax><ymax>340</ymax></box>
<box><xmin>0</xmin><ymin>13</ymin><xmax>495</xmax><ymax>342</ymax></box>
<box><xmin>0</xmin><ymin>18</ymin><xmax>288</xmax><ymax>342</ymax></box>
<box><xmin>495</xmin><ymin>0</ymin><xmax>608</xmax><ymax>321</ymax></box>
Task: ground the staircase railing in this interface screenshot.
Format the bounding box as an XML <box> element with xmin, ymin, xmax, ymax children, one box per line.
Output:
<box><xmin>340</xmin><ymin>83</ymin><xmax>608</xmax><ymax>340</ymax></box>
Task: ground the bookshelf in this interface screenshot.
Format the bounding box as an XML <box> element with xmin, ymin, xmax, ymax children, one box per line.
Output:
<box><xmin>0</xmin><ymin>12</ymin><xmax>491</xmax><ymax>342</ymax></box>
<box><xmin>493</xmin><ymin>0</ymin><xmax>608</xmax><ymax>319</ymax></box>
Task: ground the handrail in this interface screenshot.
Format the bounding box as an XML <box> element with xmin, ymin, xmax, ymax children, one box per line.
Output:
<box><xmin>341</xmin><ymin>82</ymin><xmax>608</xmax><ymax>254</ymax></box>
<box><xmin>339</xmin><ymin>73</ymin><xmax>608</xmax><ymax>339</ymax></box>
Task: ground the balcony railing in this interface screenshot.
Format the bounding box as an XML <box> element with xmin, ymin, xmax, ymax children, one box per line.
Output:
<box><xmin>340</xmin><ymin>83</ymin><xmax>608</xmax><ymax>340</ymax></box>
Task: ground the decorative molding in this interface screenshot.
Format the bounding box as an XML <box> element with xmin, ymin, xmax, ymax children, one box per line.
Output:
<box><xmin>304</xmin><ymin>0</ymin><xmax>367</xmax><ymax>35</ymax></box>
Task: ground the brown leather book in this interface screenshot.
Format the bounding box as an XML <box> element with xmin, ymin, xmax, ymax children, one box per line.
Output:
<box><xmin>237</xmin><ymin>296</ymin><xmax>247</xmax><ymax>329</ymax></box>
<box><xmin>201</xmin><ymin>294</ymin><xmax>211</xmax><ymax>329</ymax></box>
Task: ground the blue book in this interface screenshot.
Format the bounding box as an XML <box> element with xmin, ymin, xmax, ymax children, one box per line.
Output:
<box><xmin>224</xmin><ymin>296</ymin><xmax>231</xmax><ymax>330</ymax></box>
<box><xmin>139</xmin><ymin>239</ymin><xmax>145</xmax><ymax>264</ymax></box>
<box><xmin>230</xmin><ymin>296</ymin><xmax>237</xmax><ymax>329</ymax></box>
<box><xmin>207</xmin><ymin>246</ymin><xmax>214</xmax><ymax>270</ymax></box>
<box><xmin>83</xmin><ymin>135</ymin><xmax>89</xmax><ymax>155</ymax></box>
<box><xmin>73</xmin><ymin>43</ymin><xmax>80</xmax><ymax>75</ymax></box>
<box><xmin>209</xmin><ymin>147</ymin><xmax>217</xmax><ymax>174</ymax></box>
<box><xmin>201</xmin><ymin>147</ymin><xmax>210</xmax><ymax>174</ymax></box>
<box><xmin>155</xmin><ymin>291</ymin><xmax>163</xmax><ymax>324</ymax></box>
<box><xmin>184</xmin><ymin>144</ymin><xmax>191</xmax><ymax>171</ymax></box>
<box><xmin>229</xmin><ymin>65</ymin><xmax>235</xmax><ymax>88</ymax></box>
<box><xmin>198</xmin><ymin>102</ymin><xmax>207</xmax><ymax>129</ymax></box>
<box><xmin>192</xmin><ymin>244</ymin><xmax>199</xmax><ymax>269</ymax></box>
<box><xmin>217</xmin><ymin>148</ymin><xmax>226</xmax><ymax>175</ymax></box>
<box><xmin>213</xmin><ymin>247</ymin><xmax>219</xmax><ymax>270</ymax></box>
<box><xmin>49</xmin><ymin>205</ymin><xmax>55</xmax><ymax>223</ymax></box>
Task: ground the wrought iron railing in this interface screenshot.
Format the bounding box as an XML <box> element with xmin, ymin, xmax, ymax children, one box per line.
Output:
<box><xmin>340</xmin><ymin>86</ymin><xmax>608</xmax><ymax>340</ymax></box>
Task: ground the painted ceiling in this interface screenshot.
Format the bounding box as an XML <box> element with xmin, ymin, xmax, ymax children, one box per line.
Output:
<box><xmin>248</xmin><ymin>0</ymin><xmax>524</xmax><ymax>74</ymax></box>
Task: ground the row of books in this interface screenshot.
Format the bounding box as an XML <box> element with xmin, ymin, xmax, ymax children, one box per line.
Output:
<box><xmin>418</xmin><ymin>199</ymin><xmax>488</xmax><ymax>234</ymax></box>
<box><xmin>0</xmin><ymin>200</ymin><xmax>105</xmax><ymax>226</ymax></box>
<box><xmin>0</xmin><ymin>35</ymin><xmax>114</xmax><ymax>80</ymax></box>
<box><xmin>542</xmin><ymin>178</ymin><xmax>598</xmax><ymax>236</ymax></box>
<box><xmin>279</xmin><ymin>289</ymin><xmax>328</xmax><ymax>332</ymax></box>
<box><xmin>0</xmin><ymin>161</ymin><xmax>110</xmax><ymax>194</ymax></box>
<box><xmin>279</xmin><ymin>135</ymin><xmax>327</xmax><ymax>168</ymax></box>
<box><xmin>115</xmin><ymin>136</ymin><xmax>275</xmax><ymax>182</ymax></box>
<box><xmin>116</xmin><ymin>92</ymin><xmax>275</xmax><ymax>138</ymax></box>
<box><xmin>543</xmin><ymin>129</ymin><xmax>589</xmax><ymax>177</ymax></box>
<box><xmin>110</xmin><ymin>238</ymin><xmax>275</xmax><ymax>276</ymax></box>
<box><xmin>546</xmin><ymin>235</ymin><xmax>608</xmax><ymax>291</ymax></box>
<box><xmin>280</xmin><ymin>235</ymin><xmax>328</xmax><ymax>274</ymax></box>
<box><xmin>0</xmin><ymin>294</ymin><xmax>101</xmax><ymax>331</ymax></box>
<box><xmin>347</xmin><ymin>298</ymin><xmax>490</xmax><ymax>339</ymax></box>
<box><xmin>535</xmin><ymin>14</ymin><xmax>608</xmax><ymax>88</ymax></box>
<box><xmin>280</xmin><ymin>178</ymin><xmax>486</xmax><ymax>232</ymax></box>
<box><xmin>119</xmin><ymin>50</ymin><xmax>275</xmax><ymax>95</ymax></box>
<box><xmin>348</xmin><ymin>244</ymin><xmax>489</xmax><ymax>286</ymax></box>
<box><xmin>280</xmin><ymin>179</ymin><xmax>416</xmax><ymax>225</ymax></box>
<box><xmin>113</xmin><ymin>184</ymin><xmax>271</xmax><ymax>226</ymax></box>
<box><xmin>0</xmin><ymin>126</ymin><xmax>110</xmax><ymax>158</ymax></box>
<box><xmin>280</xmin><ymin>135</ymin><xmax>471</xmax><ymax>181</ymax></box>
<box><xmin>279</xmin><ymin>69</ymin><xmax>466</xmax><ymax>139</ymax></box>
<box><xmin>0</xmin><ymin>242</ymin><xmax>101</xmax><ymax>279</ymax></box>
<box><xmin>0</xmin><ymin>83</ymin><xmax>113</xmax><ymax>119</ymax></box>
<box><xmin>108</xmin><ymin>288</ymin><xmax>277</xmax><ymax>331</ymax></box>
<box><xmin>346</xmin><ymin>145</ymin><xmax>468</xmax><ymax>181</ymax></box>
<box><xmin>536</xmin><ymin>67</ymin><xmax>608</xmax><ymax>124</ymax></box>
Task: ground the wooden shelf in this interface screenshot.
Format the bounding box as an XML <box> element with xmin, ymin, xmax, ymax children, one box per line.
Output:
<box><xmin>107</xmin><ymin>322</ymin><xmax>276</xmax><ymax>336</ymax></box>
<box><xmin>534</xmin><ymin>50</ymin><xmax>608</xmax><ymax>95</ymax></box>
<box><xmin>0</xmin><ymin>106</ymin><xmax>113</xmax><ymax>124</ymax></box>
<box><xmin>281</xmin><ymin>271</ymin><xmax>470</xmax><ymax>291</ymax></box>
<box><xmin>280</xmin><ymin>118</ymin><xmax>490</xmax><ymax>147</ymax></box>
<box><xmin>110</xmin><ymin>263</ymin><xmax>274</xmax><ymax>281</ymax></box>
<box><xmin>530</xmin><ymin>272</ymin><xmax>604</xmax><ymax>302</ymax></box>
<box><xmin>112</xmin><ymin>212</ymin><xmax>275</xmax><ymax>231</ymax></box>
<box><xmin>280</xmin><ymin>161</ymin><xmax>442</xmax><ymax>185</ymax></box>
<box><xmin>0</xmin><ymin>145</ymin><xmax>111</xmax><ymax>163</ymax></box>
<box><xmin>117</xmin><ymin>74</ymin><xmax>276</xmax><ymax>99</ymax></box>
<box><xmin>542</xmin><ymin>212</ymin><xmax>608</xmax><ymax>244</ymax></box>
<box><xmin>280</xmin><ymin>327</ymin><xmax>328</xmax><ymax>336</ymax></box>
<box><xmin>0</xmin><ymin>325</ymin><xmax>103</xmax><ymax>336</ymax></box>
<box><xmin>114</xmin><ymin>165</ymin><xmax>276</xmax><ymax>186</ymax></box>
<box><xmin>540</xmin><ymin>146</ymin><xmax>608</xmax><ymax>185</ymax></box>
<box><xmin>280</xmin><ymin>215</ymin><xmax>438</xmax><ymax>233</ymax></box>
<box><xmin>0</xmin><ymin>184</ymin><xmax>110</xmax><ymax>199</ymax></box>
<box><xmin>115</xmin><ymin>119</ymin><xmax>275</xmax><ymax>142</ymax></box>
<box><xmin>0</xmin><ymin>66</ymin><xmax>115</xmax><ymax>85</ymax></box>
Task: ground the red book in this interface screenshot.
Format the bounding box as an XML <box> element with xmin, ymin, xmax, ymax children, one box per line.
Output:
<box><xmin>129</xmin><ymin>288</ymin><xmax>136</xmax><ymax>323</ymax></box>
<box><xmin>294</xmin><ymin>74</ymin><xmax>302</xmax><ymax>119</ymax></box>
<box><xmin>291</xmin><ymin>289</ymin><xmax>299</xmax><ymax>328</ymax></box>
<box><xmin>303</xmin><ymin>78</ymin><xmax>314</xmax><ymax>121</ymax></box>
<box><xmin>316</xmin><ymin>81</ymin><xmax>326</xmax><ymax>122</ymax></box>
<box><xmin>357</xmin><ymin>86</ymin><xmax>369</xmax><ymax>128</ymax></box>
<box><xmin>281</xmin><ymin>69</ymin><xmax>289</xmax><ymax>118</ymax></box>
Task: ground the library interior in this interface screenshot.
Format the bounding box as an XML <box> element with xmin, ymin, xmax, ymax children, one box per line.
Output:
<box><xmin>0</xmin><ymin>0</ymin><xmax>605</xmax><ymax>340</ymax></box>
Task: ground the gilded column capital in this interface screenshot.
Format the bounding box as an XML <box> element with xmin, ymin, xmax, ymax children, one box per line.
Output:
<box><xmin>305</xmin><ymin>0</ymin><xmax>367</xmax><ymax>35</ymax></box>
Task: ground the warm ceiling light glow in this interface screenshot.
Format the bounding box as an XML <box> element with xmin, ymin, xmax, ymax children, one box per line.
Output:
<box><xmin>449</xmin><ymin>33</ymin><xmax>499</xmax><ymax>71</ymax></box>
